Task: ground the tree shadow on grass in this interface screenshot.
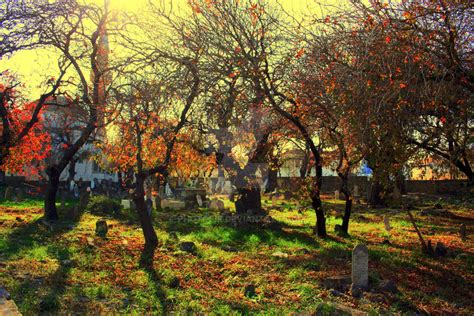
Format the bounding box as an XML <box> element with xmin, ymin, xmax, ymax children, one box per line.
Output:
<box><xmin>160</xmin><ymin>211</ymin><xmax>320</xmax><ymax>251</ymax></box>
<box><xmin>8</xmin><ymin>243</ymin><xmax>73</xmax><ymax>314</ymax></box>
<box><xmin>1</xmin><ymin>206</ymin><xmax>84</xmax><ymax>260</ymax></box>
<box><xmin>138</xmin><ymin>247</ymin><xmax>169</xmax><ymax>314</ymax></box>
<box><xmin>1</xmin><ymin>205</ymin><xmax>85</xmax><ymax>313</ymax></box>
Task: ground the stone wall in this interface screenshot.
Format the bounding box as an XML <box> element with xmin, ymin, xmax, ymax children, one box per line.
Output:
<box><xmin>405</xmin><ymin>180</ymin><xmax>469</xmax><ymax>195</ymax></box>
<box><xmin>277</xmin><ymin>176</ymin><xmax>371</xmax><ymax>196</ymax></box>
<box><xmin>277</xmin><ymin>177</ymin><xmax>469</xmax><ymax>196</ymax></box>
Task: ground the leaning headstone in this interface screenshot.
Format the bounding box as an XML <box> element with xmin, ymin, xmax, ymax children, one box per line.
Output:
<box><xmin>209</xmin><ymin>199</ymin><xmax>225</xmax><ymax>211</ymax></box>
<box><xmin>334</xmin><ymin>190</ymin><xmax>340</xmax><ymax>201</ymax></box>
<box><xmin>196</xmin><ymin>194</ymin><xmax>203</xmax><ymax>207</ymax></box>
<box><xmin>383</xmin><ymin>215</ymin><xmax>392</xmax><ymax>232</ymax></box>
<box><xmin>460</xmin><ymin>224</ymin><xmax>467</xmax><ymax>241</ymax></box>
<box><xmin>95</xmin><ymin>220</ymin><xmax>108</xmax><ymax>237</ymax></box>
<box><xmin>4</xmin><ymin>186</ymin><xmax>13</xmax><ymax>200</ymax></box>
<box><xmin>352</xmin><ymin>243</ymin><xmax>369</xmax><ymax>290</ymax></box>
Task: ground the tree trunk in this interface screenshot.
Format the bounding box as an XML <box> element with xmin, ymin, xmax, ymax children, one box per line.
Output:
<box><xmin>340</xmin><ymin>175</ymin><xmax>352</xmax><ymax>234</ymax></box>
<box><xmin>133</xmin><ymin>174</ymin><xmax>158</xmax><ymax>251</ymax></box>
<box><xmin>311</xmin><ymin>158</ymin><xmax>326</xmax><ymax>237</ymax></box>
<box><xmin>67</xmin><ymin>160</ymin><xmax>76</xmax><ymax>186</ymax></box>
<box><xmin>395</xmin><ymin>171</ymin><xmax>407</xmax><ymax>195</ymax></box>
<box><xmin>311</xmin><ymin>192</ymin><xmax>326</xmax><ymax>237</ymax></box>
<box><xmin>265</xmin><ymin>167</ymin><xmax>278</xmax><ymax>193</ymax></box>
<box><xmin>368</xmin><ymin>178</ymin><xmax>385</xmax><ymax>207</ymax></box>
<box><xmin>117</xmin><ymin>171</ymin><xmax>124</xmax><ymax>189</ymax></box>
<box><xmin>44</xmin><ymin>167</ymin><xmax>60</xmax><ymax>221</ymax></box>
<box><xmin>300</xmin><ymin>150</ymin><xmax>310</xmax><ymax>178</ymax></box>
<box><xmin>454</xmin><ymin>158</ymin><xmax>473</xmax><ymax>186</ymax></box>
<box><xmin>235</xmin><ymin>186</ymin><xmax>264</xmax><ymax>217</ymax></box>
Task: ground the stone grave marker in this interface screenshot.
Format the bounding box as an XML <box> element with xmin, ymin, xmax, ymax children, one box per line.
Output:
<box><xmin>160</xmin><ymin>199</ymin><xmax>185</xmax><ymax>210</ymax></box>
<box><xmin>209</xmin><ymin>199</ymin><xmax>225</xmax><ymax>211</ymax></box>
<box><xmin>154</xmin><ymin>195</ymin><xmax>162</xmax><ymax>211</ymax></box>
<box><xmin>383</xmin><ymin>215</ymin><xmax>392</xmax><ymax>232</ymax></box>
<box><xmin>335</xmin><ymin>190</ymin><xmax>340</xmax><ymax>201</ymax></box>
<box><xmin>271</xmin><ymin>195</ymin><xmax>278</xmax><ymax>207</ymax></box>
<box><xmin>4</xmin><ymin>186</ymin><xmax>13</xmax><ymax>200</ymax></box>
<box><xmin>196</xmin><ymin>194</ymin><xmax>203</xmax><ymax>207</ymax></box>
<box><xmin>352</xmin><ymin>243</ymin><xmax>369</xmax><ymax>290</ymax></box>
<box><xmin>460</xmin><ymin>223</ymin><xmax>467</xmax><ymax>241</ymax></box>
<box><xmin>392</xmin><ymin>186</ymin><xmax>401</xmax><ymax>203</ymax></box>
<box><xmin>13</xmin><ymin>188</ymin><xmax>22</xmax><ymax>202</ymax></box>
<box><xmin>221</xmin><ymin>181</ymin><xmax>231</xmax><ymax>195</ymax></box>
<box><xmin>95</xmin><ymin>220</ymin><xmax>108</xmax><ymax>237</ymax></box>
<box><xmin>158</xmin><ymin>185</ymin><xmax>165</xmax><ymax>198</ymax></box>
<box><xmin>353</xmin><ymin>185</ymin><xmax>359</xmax><ymax>198</ymax></box>
<box><xmin>121</xmin><ymin>199</ymin><xmax>135</xmax><ymax>210</ymax></box>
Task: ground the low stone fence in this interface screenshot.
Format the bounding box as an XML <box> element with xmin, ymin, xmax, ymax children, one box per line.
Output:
<box><xmin>277</xmin><ymin>177</ymin><xmax>469</xmax><ymax>196</ymax></box>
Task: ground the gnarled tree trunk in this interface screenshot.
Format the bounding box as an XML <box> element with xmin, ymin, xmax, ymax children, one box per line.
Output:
<box><xmin>45</xmin><ymin>167</ymin><xmax>60</xmax><ymax>221</ymax></box>
<box><xmin>133</xmin><ymin>174</ymin><xmax>158</xmax><ymax>251</ymax></box>
<box><xmin>340</xmin><ymin>174</ymin><xmax>352</xmax><ymax>234</ymax></box>
<box><xmin>312</xmin><ymin>162</ymin><xmax>326</xmax><ymax>237</ymax></box>
<box><xmin>265</xmin><ymin>167</ymin><xmax>278</xmax><ymax>193</ymax></box>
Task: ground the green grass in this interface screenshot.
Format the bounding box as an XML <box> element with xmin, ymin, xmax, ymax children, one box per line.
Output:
<box><xmin>0</xmin><ymin>193</ymin><xmax>472</xmax><ymax>314</ymax></box>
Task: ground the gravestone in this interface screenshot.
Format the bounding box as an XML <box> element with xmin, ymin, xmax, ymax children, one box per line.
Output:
<box><xmin>154</xmin><ymin>195</ymin><xmax>162</xmax><ymax>211</ymax></box>
<box><xmin>353</xmin><ymin>185</ymin><xmax>359</xmax><ymax>198</ymax></box>
<box><xmin>460</xmin><ymin>224</ymin><xmax>466</xmax><ymax>241</ymax></box>
<box><xmin>95</xmin><ymin>220</ymin><xmax>108</xmax><ymax>237</ymax></box>
<box><xmin>196</xmin><ymin>194</ymin><xmax>203</xmax><ymax>207</ymax></box>
<box><xmin>4</xmin><ymin>186</ymin><xmax>13</xmax><ymax>200</ymax></box>
<box><xmin>78</xmin><ymin>192</ymin><xmax>89</xmax><ymax>210</ymax></box>
<box><xmin>13</xmin><ymin>188</ymin><xmax>22</xmax><ymax>201</ymax></box>
<box><xmin>165</xmin><ymin>183</ymin><xmax>173</xmax><ymax>197</ymax></box>
<box><xmin>352</xmin><ymin>243</ymin><xmax>369</xmax><ymax>290</ymax></box>
<box><xmin>383</xmin><ymin>215</ymin><xmax>392</xmax><ymax>231</ymax></box>
<box><xmin>121</xmin><ymin>199</ymin><xmax>135</xmax><ymax>210</ymax></box>
<box><xmin>71</xmin><ymin>205</ymin><xmax>79</xmax><ymax>218</ymax></box>
<box><xmin>335</xmin><ymin>190</ymin><xmax>340</xmax><ymax>200</ymax></box>
<box><xmin>208</xmin><ymin>179</ymin><xmax>215</xmax><ymax>194</ymax></box>
<box><xmin>223</xmin><ymin>181</ymin><xmax>233</xmax><ymax>195</ymax></box>
<box><xmin>158</xmin><ymin>185</ymin><xmax>165</xmax><ymax>198</ymax></box>
<box><xmin>209</xmin><ymin>199</ymin><xmax>225</xmax><ymax>211</ymax></box>
<box><xmin>271</xmin><ymin>195</ymin><xmax>278</xmax><ymax>207</ymax></box>
<box><xmin>161</xmin><ymin>199</ymin><xmax>185</xmax><ymax>210</ymax></box>
<box><xmin>392</xmin><ymin>186</ymin><xmax>401</xmax><ymax>203</ymax></box>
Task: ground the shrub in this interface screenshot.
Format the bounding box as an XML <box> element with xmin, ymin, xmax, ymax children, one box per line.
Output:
<box><xmin>85</xmin><ymin>195</ymin><xmax>120</xmax><ymax>215</ymax></box>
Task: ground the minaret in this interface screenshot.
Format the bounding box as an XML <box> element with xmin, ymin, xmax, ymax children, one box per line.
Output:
<box><xmin>94</xmin><ymin>0</ymin><xmax>111</xmax><ymax>139</ymax></box>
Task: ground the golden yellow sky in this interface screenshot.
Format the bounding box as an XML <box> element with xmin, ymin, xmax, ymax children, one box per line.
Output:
<box><xmin>0</xmin><ymin>0</ymin><xmax>336</xmax><ymax>97</ymax></box>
